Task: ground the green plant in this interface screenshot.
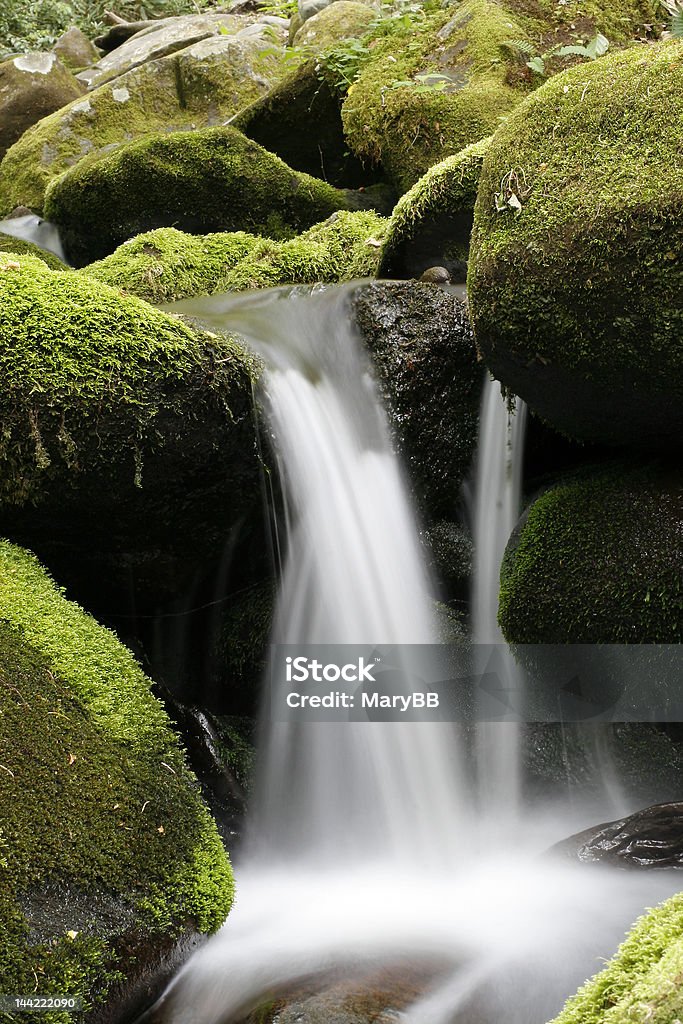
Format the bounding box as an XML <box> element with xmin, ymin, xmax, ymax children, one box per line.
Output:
<box><xmin>315</xmin><ymin>36</ymin><xmax>372</xmax><ymax>91</ymax></box>
<box><xmin>504</xmin><ymin>32</ymin><xmax>610</xmax><ymax>77</ymax></box>
<box><xmin>661</xmin><ymin>0</ymin><xmax>683</xmax><ymax>35</ymax></box>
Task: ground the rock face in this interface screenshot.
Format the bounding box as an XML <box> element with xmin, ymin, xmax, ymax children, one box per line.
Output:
<box><xmin>379</xmin><ymin>137</ymin><xmax>490</xmax><ymax>282</ymax></box>
<box><xmin>53</xmin><ymin>26</ymin><xmax>100</xmax><ymax>69</ymax></box>
<box><xmin>552</xmin><ymin>803</ymin><xmax>683</xmax><ymax>869</ymax></box>
<box><xmin>83</xmin><ymin>212</ymin><xmax>386</xmax><ymax>302</ymax></box>
<box><xmin>469</xmin><ymin>40</ymin><xmax>683</xmax><ymax>449</ymax></box>
<box><xmin>353</xmin><ymin>281</ymin><xmax>481</xmax><ymax>518</ymax></box>
<box><xmin>292</xmin><ymin>1</ymin><xmax>375</xmax><ymax>50</ymax></box>
<box><xmin>499</xmin><ymin>464</ymin><xmax>683</xmax><ymax>644</ymax></box>
<box><xmin>0</xmin><ymin>27</ymin><xmax>290</xmax><ymax>215</ymax></box>
<box><xmin>0</xmin><ymin>253</ymin><xmax>261</xmax><ymax>613</ymax></box>
<box><xmin>45</xmin><ymin>126</ymin><xmax>382</xmax><ymax>264</ymax></box>
<box><xmin>0</xmin><ymin>540</ymin><xmax>234</xmax><ymax>1020</ymax></box>
<box><xmin>0</xmin><ymin>53</ymin><xmax>84</xmax><ymax>159</ymax></box>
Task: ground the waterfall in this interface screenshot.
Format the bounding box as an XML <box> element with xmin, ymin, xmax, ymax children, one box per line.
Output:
<box><xmin>153</xmin><ymin>284</ymin><xmax>676</xmax><ymax>1024</ymax></box>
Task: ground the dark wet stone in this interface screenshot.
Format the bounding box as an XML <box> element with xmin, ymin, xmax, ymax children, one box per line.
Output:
<box><xmin>551</xmin><ymin>802</ymin><xmax>683</xmax><ymax>868</ymax></box>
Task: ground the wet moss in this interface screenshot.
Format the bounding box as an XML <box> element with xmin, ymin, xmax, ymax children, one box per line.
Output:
<box><xmin>0</xmin><ymin>541</ymin><xmax>233</xmax><ymax>1020</ymax></box>
<box><xmin>44</xmin><ymin>125</ymin><xmax>373</xmax><ymax>265</ymax></box>
<box><xmin>499</xmin><ymin>464</ymin><xmax>683</xmax><ymax>644</ymax></box>
<box><xmin>551</xmin><ymin>893</ymin><xmax>683</xmax><ymax>1024</ymax></box>
<box><xmin>468</xmin><ymin>40</ymin><xmax>683</xmax><ymax>447</ymax></box>
<box><xmin>0</xmin><ymin>231</ymin><xmax>68</xmax><ymax>269</ymax></box>
<box><xmin>378</xmin><ymin>136</ymin><xmax>491</xmax><ymax>280</ymax></box>
<box><xmin>83</xmin><ymin>211</ymin><xmax>386</xmax><ymax>301</ymax></box>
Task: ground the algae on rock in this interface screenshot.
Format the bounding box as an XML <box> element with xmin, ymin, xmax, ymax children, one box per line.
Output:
<box><xmin>0</xmin><ymin>540</ymin><xmax>233</xmax><ymax>1019</ymax></box>
<box><xmin>45</xmin><ymin>125</ymin><xmax>378</xmax><ymax>264</ymax></box>
<box><xmin>468</xmin><ymin>40</ymin><xmax>683</xmax><ymax>448</ymax></box>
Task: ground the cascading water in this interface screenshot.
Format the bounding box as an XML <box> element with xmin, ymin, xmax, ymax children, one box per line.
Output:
<box><xmin>154</xmin><ymin>283</ymin><xmax>678</xmax><ymax>1024</ymax></box>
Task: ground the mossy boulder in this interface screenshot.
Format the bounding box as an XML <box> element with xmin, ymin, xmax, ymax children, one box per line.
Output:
<box><xmin>0</xmin><ymin>254</ymin><xmax>261</xmax><ymax>614</ymax></box>
<box><xmin>0</xmin><ymin>540</ymin><xmax>233</xmax><ymax>1020</ymax></box>
<box><xmin>53</xmin><ymin>26</ymin><xmax>100</xmax><ymax>70</ymax></box>
<box><xmin>0</xmin><ymin>52</ymin><xmax>84</xmax><ymax>160</ymax></box>
<box><xmin>378</xmin><ymin>136</ymin><xmax>490</xmax><ymax>281</ymax></box>
<box><xmin>532</xmin><ymin>0</ymin><xmax>661</xmax><ymax>42</ymax></box>
<box><xmin>292</xmin><ymin>1</ymin><xmax>375</xmax><ymax>49</ymax></box>
<box><xmin>354</xmin><ymin>281</ymin><xmax>481</xmax><ymax>518</ymax></box>
<box><xmin>468</xmin><ymin>40</ymin><xmax>683</xmax><ymax>448</ymax></box>
<box><xmin>550</xmin><ymin>892</ymin><xmax>683</xmax><ymax>1024</ymax></box>
<box><xmin>499</xmin><ymin>464</ymin><xmax>683</xmax><ymax>644</ymax></box>
<box><xmin>233</xmin><ymin>58</ymin><xmax>376</xmax><ymax>187</ymax></box>
<box><xmin>0</xmin><ymin>229</ymin><xmax>68</xmax><ymax>269</ymax></box>
<box><xmin>341</xmin><ymin>0</ymin><xmax>531</xmax><ymax>193</ymax></box>
<box><xmin>45</xmin><ymin>125</ymin><xmax>379</xmax><ymax>264</ymax></box>
<box><xmin>0</xmin><ymin>33</ymin><xmax>289</xmax><ymax>216</ymax></box>
<box><xmin>82</xmin><ymin>212</ymin><xmax>386</xmax><ymax>301</ymax></box>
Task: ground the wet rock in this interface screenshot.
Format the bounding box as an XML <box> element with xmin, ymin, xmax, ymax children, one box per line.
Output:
<box><xmin>469</xmin><ymin>41</ymin><xmax>683</xmax><ymax>449</ymax></box>
<box><xmin>0</xmin><ymin>52</ymin><xmax>84</xmax><ymax>159</ymax></box>
<box><xmin>551</xmin><ymin>802</ymin><xmax>683</xmax><ymax>869</ymax></box>
<box><xmin>354</xmin><ymin>281</ymin><xmax>481</xmax><ymax>519</ymax></box>
<box><xmin>419</xmin><ymin>266</ymin><xmax>450</xmax><ymax>284</ymax></box>
<box><xmin>53</xmin><ymin>26</ymin><xmax>100</xmax><ymax>69</ymax></box>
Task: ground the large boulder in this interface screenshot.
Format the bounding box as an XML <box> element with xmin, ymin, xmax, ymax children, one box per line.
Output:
<box><xmin>0</xmin><ymin>540</ymin><xmax>233</xmax><ymax>1020</ymax></box>
<box><xmin>0</xmin><ymin>31</ymin><xmax>290</xmax><ymax>215</ymax></box>
<box><xmin>353</xmin><ymin>281</ymin><xmax>481</xmax><ymax>518</ymax></box>
<box><xmin>53</xmin><ymin>26</ymin><xmax>100</xmax><ymax>70</ymax></box>
<box><xmin>499</xmin><ymin>464</ymin><xmax>683</xmax><ymax>644</ymax></box>
<box><xmin>45</xmin><ymin>126</ymin><xmax>382</xmax><ymax>265</ymax></box>
<box><xmin>378</xmin><ymin>137</ymin><xmax>490</xmax><ymax>282</ymax></box>
<box><xmin>0</xmin><ymin>53</ymin><xmax>84</xmax><ymax>159</ymax></box>
<box><xmin>0</xmin><ymin>254</ymin><xmax>260</xmax><ymax>614</ymax></box>
<box><xmin>468</xmin><ymin>40</ymin><xmax>683</xmax><ymax>449</ymax></box>
<box><xmin>83</xmin><ymin>211</ymin><xmax>387</xmax><ymax>301</ymax></box>
<box><xmin>550</xmin><ymin>892</ymin><xmax>683</xmax><ymax>1024</ymax></box>
<box><xmin>292</xmin><ymin>1</ymin><xmax>375</xmax><ymax>50</ymax></box>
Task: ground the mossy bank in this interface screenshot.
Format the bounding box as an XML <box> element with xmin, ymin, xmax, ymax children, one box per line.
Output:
<box><xmin>0</xmin><ymin>541</ymin><xmax>233</xmax><ymax>1022</ymax></box>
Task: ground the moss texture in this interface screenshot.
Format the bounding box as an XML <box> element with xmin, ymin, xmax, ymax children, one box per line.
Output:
<box><xmin>341</xmin><ymin>0</ymin><xmax>531</xmax><ymax>193</ymax></box>
<box><xmin>550</xmin><ymin>893</ymin><xmax>683</xmax><ymax>1024</ymax></box>
<box><xmin>44</xmin><ymin>125</ymin><xmax>374</xmax><ymax>265</ymax></box>
<box><xmin>0</xmin><ymin>230</ymin><xmax>68</xmax><ymax>269</ymax></box>
<box><xmin>532</xmin><ymin>0</ymin><xmax>661</xmax><ymax>41</ymax></box>
<box><xmin>0</xmin><ymin>253</ymin><xmax>260</xmax><ymax>611</ymax></box>
<box><xmin>468</xmin><ymin>40</ymin><xmax>683</xmax><ymax>447</ymax></box>
<box><xmin>83</xmin><ymin>211</ymin><xmax>386</xmax><ymax>301</ymax></box>
<box><xmin>0</xmin><ymin>540</ymin><xmax>233</xmax><ymax>1021</ymax></box>
<box><xmin>499</xmin><ymin>464</ymin><xmax>683</xmax><ymax>644</ymax></box>
<box><xmin>0</xmin><ymin>36</ymin><xmax>288</xmax><ymax>216</ymax></box>
<box><xmin>378</xmin><ymin>136</ymin><xmax>490</xmax><ymax>280</ymax></box>
<box><xmin>292</xmin><ymin>1</ymin><xmax>376</xmax><ymax>50</ymax></box>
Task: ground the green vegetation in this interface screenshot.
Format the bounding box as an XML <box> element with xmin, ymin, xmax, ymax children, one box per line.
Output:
<box><xmin>468</xmin><ymin>39</ymin><xmax>683</xmax><ymax>446</ymax></box>
<box><xmin>551</xmin><ymin>893</ymin><xmax>683</xmax><ymax>1024</ymax></box>
<box><xmin>83</xmin><ymin>211</ymin><xmax>386</xmax><ymax>300</ymax></box>
<box><xmin>44</xmin><ymin>125</ymin><xmax>372</xmax><ymax>264</ymax></box>
<box><xmin>499</xmin><ymin>464</ymin><xmax>683</xmax><ymax>644</ymax></box>
<box><xmin>0</xmin><ymin>540</ymin><xmax>233</xmax><ymax>1019</ymax></box>
<box><xmin>0</xmin><ymin>231</ymin><xmax>68</xmax><ymax>269</ymax></box>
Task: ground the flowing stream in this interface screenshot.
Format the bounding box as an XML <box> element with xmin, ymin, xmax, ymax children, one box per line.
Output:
<box><xmin>155</xmin><ymin>284</ymin><xmax>677</xmax><ymax>1024</ymax></box>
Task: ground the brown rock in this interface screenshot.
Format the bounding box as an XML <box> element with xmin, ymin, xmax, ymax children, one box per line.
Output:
<box><xmin>0</xmin><ymin>53</ymin><xmax>84</xmax><ymax>159</ymax></box>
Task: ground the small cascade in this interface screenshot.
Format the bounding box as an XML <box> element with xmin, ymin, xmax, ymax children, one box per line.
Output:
<box><xmin>0</xmin><ymin>213</ymin><xmax>68</xmax><ymax>263</ymax></box>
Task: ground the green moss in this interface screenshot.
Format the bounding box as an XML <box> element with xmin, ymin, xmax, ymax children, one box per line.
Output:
<box><xmin>0</xmin><ymin>37</ymin><xmax>289</xmax><ymax>216</ymax></box>
<box><xmin>468</xmin><ymin>40</ymin><xmax>683</xmax><ymax>445</ymax></box>
<box><xmin>551</xmin><ymin>893</ymin><xmax>683</xmax><ymax>1024</ymax></box>
<box><xmin>499</xmin><ymin>464</ymin><xmax>683</xmax><ymax>643</ymax></box>
<box><xmin>0</xmin><ymin>541</ymin><xmax>233</xmax><ymax>1018</ymax></box>
<box><xmin>293</xmin><ymin>1</ymin><xmax>376</xmax><ymax>50</ymax></box>
<box><xmin>83</xmin><ymin>212</ymin><xmax>386</xmax><ymax>300</ymax></box>
<box><xmin>0</xmin><ymin>231</ymin><xmax>68</xmax><ymax>269</ymax></box>
<box><xmin>532</xmin><ymin>0</ymin><xmax>662</xmax><ymax>41</ymax></box>
<box><xmin>379</xmin><ymin>136</ymin><xmax>491</xmax><ymax>279</ymax></box>
<box><xmin>341</xmin><ymin>0</ymin><xmax>532</xmax><ymax>193</ymax></box>
<box><xmin>44</xmin><ymin>125</ymin><xmax>372</xmax><ymax>265</ymax></box>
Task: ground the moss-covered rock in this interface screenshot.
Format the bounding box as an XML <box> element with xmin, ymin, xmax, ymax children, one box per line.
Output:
<box><xmin>45</xmin><ymin>125</ymin><xmax>379</xmax><ymax>264</ymax></box>
<box><xmin>354</xmin><ymin>281</ymin><xmax>481</xmax><ymax>518</ymax></box>
<box><xmin>0</xmin><ymin>540</ymin><xmax>233</xmax><ymax>1020</ymax></box>
<box><xmin>0</xmin><ymin>229</ymin><xmax>68</xmax><ymax>269</ymax></box>
<box><xmin>341</xmin><ymin>0</ymin><xmax>531</xmax><ymax>193</ymax></box>
<box><xmin>233</xmin><ymin>57</ymin><xmax>376</xmax><ymax>187</ymax></box>
<box><xmin>292</xmin><ymin>1</ymin><xmax>376</xmax><ymax>49</ymax></box>
<box><xmin>83</xmin><ymin>211</ymin><xmax>386</xmax><ymax>301</ymax></box>
<box><xmin>499</xmin><ymin>464</ymin><xmax>683</xmax><ymax>644</ymax></box>
<box><xmin>532</xmin><ymin>0</ymin><xmax>661</xmax><ymax>42</ymax></box>
<box><xmin>550</xmin><ymin>892</ymin><xmax>683</xmax><ymax>1024</ymax></box>
<box><xmin>378</xmin><ymin>136</ymin><xmax>490</xmax><ymax>281</ymax></box>
<box><xmin>468</xmin><ymin>40</ymin><xmax>683</xmax><ymax>448</ymax></box>
<box><xmin>0</xmin><ymin>32</ymin><xmax>289</xmax><ymax>216</ymax></box>
<box><xmin>0</xmin><ymin>52</ymin><xmax>84</xmax><ymax>160</ymax></box>
<box><xmin>53</xmin><ymin>26</ymin><xmax>100</xmax><ymax>70</ymax></box>
<box><xmin>0</xmin><ymin>254</ymin><xmax>261</xmax><ymax>614</ymax></box>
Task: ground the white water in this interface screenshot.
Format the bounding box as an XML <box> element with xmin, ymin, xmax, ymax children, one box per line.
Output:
<box><xmin>157</xmin><ymin>284</ymin><xmax>678</xmax><ymax>1024</ymax></box>
<box><xmin>0</xmin><ymin>213</ymin><xmax>68</xmax><ymax>263</ymax></box>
